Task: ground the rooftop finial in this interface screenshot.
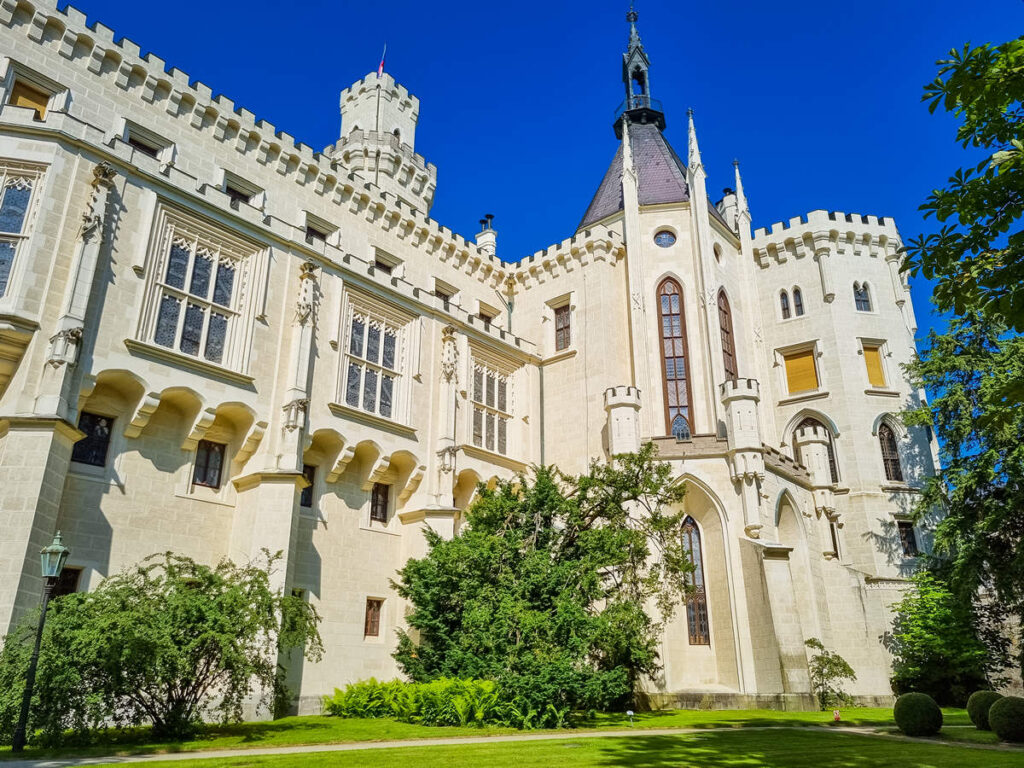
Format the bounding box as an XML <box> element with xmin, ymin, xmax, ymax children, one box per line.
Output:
<box><xmin>627</xmin><ymin>2</ymin><xmax>641</xmax><ymax>49</ymax></box>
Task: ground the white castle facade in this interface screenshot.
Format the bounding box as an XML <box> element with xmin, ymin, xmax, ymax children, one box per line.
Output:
<box><xmin>0</xmin><ymin>1</ymin><xmax>938</xmax><ymax>710</ymax></box>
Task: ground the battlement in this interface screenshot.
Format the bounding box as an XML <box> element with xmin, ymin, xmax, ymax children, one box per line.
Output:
<box><xmin>794</xmin><ymin>425</ymin><xmax>830</xmax><ymax>445</ymax></box>
<box><xmin>339</xmin><ymin>71</ymin><xmax>419</xmax><ymax>114</ymax></box>
<box><xmin>720</xmin><ymin>377</ymin><xmax>760</xmax><ymax>401</ymax></box>
<box><xmin>604</xmin><ymin>385</ymin><xmax>641</xmax><ymax>408</ymax></box>
<box><xmin>753</xmin><ymin>209</ymin><xmax>899</xmax><ymax>240</ymax></box>
<box><xmin>751</xmin><ymin>209</ymin><xmax>903</xmax><ymax>268</ymax></box>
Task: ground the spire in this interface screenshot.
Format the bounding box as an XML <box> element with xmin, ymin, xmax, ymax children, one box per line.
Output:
<box><xmin>627</xmin><ymin>2</ymin><xmax>642</xmax><ymax>53</ymax></box>
<box><xmin>734</xmin><ymin>159</ymin><xmax>749</xmax><ymax>215</ymax></box>
<box><xmin>687</xmin><ymin>108</ymin><xmax>702</xmax><ymax>171</ymax></box>
<box><xmin>615</xmin><ymin>2</ymin><xmax>663</xmax><ymax>138</ymax></box>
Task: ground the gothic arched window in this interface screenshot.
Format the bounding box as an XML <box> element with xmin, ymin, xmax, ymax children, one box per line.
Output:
<box><xmin>793</xmin><ymin>287</ymin><xmax>804</xmax><ymax>316</ymax></box>
<box><xmin>879</xmin><ymin>423</ymin><xmax>903</xmax><ymax>482</ymax></box>
<box><xmin>718</xmin><ymin>290</ymin><xmax>737</xmax><ymax>380</ymax></box>
<box><xmin>658</xmin><ymin>278</ymin><xmax>693</xmax><ymax>440</ymax></box>
<box><xmin>780</xmin><ymin>291</ymin><xmax>791</xmax><ymax>319</ymax></box>
<box><xmin>854</xmin><ymin>282</ymin><xmax>872</xmax><ymax>312</ymax></box>
<box><xmin>794</xmin><ymin>416</ymin><xmax>839</xmax><ymax>483</ymax></box>
<box><xmin>682</xmin><ymin>516</ymin><xmax>710</xmax><ymax>645</ymax></box>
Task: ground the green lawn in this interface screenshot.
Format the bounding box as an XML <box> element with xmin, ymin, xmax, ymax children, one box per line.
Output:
<box><xmin>78</xmin><ymin>729</ymin><xmax>1022</xmax><ymax>768</ymax></box>
<box><xmin>0</xmin><ymin>708</ymin><xmax>975</xmax><ymax>761</ymax></box>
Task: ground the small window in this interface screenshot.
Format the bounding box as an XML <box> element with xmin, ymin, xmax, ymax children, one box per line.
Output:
<box><xmin>8</xmin><ymin>79</ymin><xmax>50</xmax><ymax>120</ymax></box>
<box><xmin>554</xmin><ymin>304</ymin><xmax>571</xmax><ymax>351</ymax></box>
<box><xmin>863</xmin><ymin>344</ymin><xmax>886</xmax><ymax>388</ymax></box>
<box><xmin>897</xmin><ymin>520</ymin><xmax>919</xmax><ymax>557</ymax></box>
<box><xmin>435</xmin><ymin>288</ymin><xmax>451</xmax><ymax>311</ymax></box>
<box><xmin>478</xmin><ymin>309</ymin><xmax>495</xmax><ymax>330</ymax></box>
<box><xmin>654</xmin><ymin>230</ymin><xmax>676</xmax><ymax>248</ymax></box>
<box><xmin>71</xmin><ymin>412</ymin><xmax>113</xmax><ymax>467</ymax></box>
<box><xmin>854</xmin><ymin>282</ymin><xmax>872</xmax><ymax>312</ymax></box>
<box><xmin>370</xmin><ymin>482</ymin><xmax>390</xmax><ymax>522</ymax></box>
<box><xmin>879</xmin><ymin>423</ymin><xmax>903</xmax><ymax>482</ymax></box>
<box><xmin>193</xmin><ymin>439</ymin><xmax>226</xmax><ymax>489</ymax></box>
<box><xmin>373</xmin><ymin>259</ymin><xmax>393</xmax><ymax>275</ymax></box>
<box><xmin>793</xmin><ymin>288</ymin><xmax>804</xmax><ymax>316</ymax></box>
<box><xmin>52</xmin><ymin>566</ymin><xmax>82</xmax><ymax>598</ymax></box>
<box><xmin>223</xmin><ymin>174</ymin><xmax>261</xmax><ymax>210</ymax></box>
<box><xmin>123</xmin><ymin>124</ymin><xmax>171</xmax><ymax>161</ymax></box>
<box><xmin>300</xmin><ymin>464</ymin><xmax>316</xmax><ymax>508</ymax></box>
<box><xmin>305</xmin><ymin>224</ymin><xmax>327</xmax><ymax>247</ymax></box>
<box><xmin>780</xmin><ymin>291</ymin><xmax>791</xmax><ymax>319</ymax></box>
<box><xmin>127</xmin><ymin>134</ymin><xmax>159</xmax><ymax>158</ymax></box>
<box><xmin>364</xmin><ymin>598</ymin><xmax>383</xmax><ymax>637</ymax></box>
<box><xmin>783</xmin><ymin>349</ymin><xmax>818</xmax><ymax>394</ymax></box>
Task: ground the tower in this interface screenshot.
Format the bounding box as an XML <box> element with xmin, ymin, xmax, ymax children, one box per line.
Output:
<box><xmin>615</xmin><ymin>4</ymin><xmax>665</xmax><ymax>138</ymax></box>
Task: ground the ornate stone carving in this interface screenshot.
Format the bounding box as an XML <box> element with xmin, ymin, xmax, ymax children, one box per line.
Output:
<box><xmin>282</xmin><ymin>398</ymin><xmax>309</xmax><ymax>432</ymax></box>
<box><xmin>440</xmin><ymin>324</ymin><xmax>458</xmax><ymax>383</ymax></box>
<box><xmin>80</xmin><ymin>162</ymin><xmax>117</xmax><ymax>240</ymax></box>
<box><xmin>295</xmin><ymin>261</ymin><xmax>318</xmax><ymax>324</ymax></box>
<box><xmin>45</xmin><ymin>327</ymin><xmax>83</xmax><ymax>368</ymax></box>
<box><xmin>438</xmin><ymin>445</ymin><xmax>458</xmax><ymax>474</ymax></box>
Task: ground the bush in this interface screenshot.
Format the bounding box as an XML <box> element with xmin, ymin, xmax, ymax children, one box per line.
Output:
<box><xmin>988</xmin><ymin>696</ymin><xmax>1024</xmax><ymax>743</ymax></box>
<box><xmin>323</xmin><ymin>678</ymin><xmax>565</xmax><ymax>729</ymax></box>
<box><xmin>893</xmin><ymin>692</ymin><xmax>943</xmax><ymax>736</ymax></box>
<box><xmin>805</xmin><ymin>638</ymin><xmax>856</xmax><ymax>710</ymax></box>
<box><xmin>966</xmin><ymin>690</ymin><xmax>1003</xmax><ymax>730</ymax></box>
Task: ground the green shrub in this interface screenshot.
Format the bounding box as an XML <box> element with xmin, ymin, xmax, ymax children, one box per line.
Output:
<box><xmin>322</xmin><ymin>678</ymin><xmax>561</xmax><ymax>729</ymax></box>
<box><xmin>893</xmin><ymin>692</ymin><xmax>943</xmax><ymax>736</ymax></box>
<box><xmin>966</xmin><ymin>690</ymin><xmax>1003</xmax><ymax>730</ymax></box>
<box><xmin>805</xmin><ymin>638</ymin><xmax>856</xmax><ymax>710</ymax></box>
<box><xmin>988</xmin><ymin>696</ymin><xmax>1024</xmax><ymax>743</ymax></box>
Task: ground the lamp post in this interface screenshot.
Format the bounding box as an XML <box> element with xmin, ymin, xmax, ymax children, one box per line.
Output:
<box><xmin>11</xmin><ymin>532</ymin><xmax>70</xmax><ymax>753</ymax></box>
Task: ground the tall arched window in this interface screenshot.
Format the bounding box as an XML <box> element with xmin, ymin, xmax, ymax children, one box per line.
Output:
<box><xmin>682</xmin><ymin>516</ymin><xmax>710</xmax><ymax>645</ymax></box>
<box><xmin>879</xmin><ymin>423</ymin><xmax>903</xmax><ymax>481</ymax></box>
<box><xmin>854</xmin><ymin>282</ymin><xmax>872</xmax><ymax>312</ymax></box>
<box><xmin>794</xmin><ymin>416</ymin><xmax>839</xmax><ymax>483</ymax></box>
<box><xmin>793</xmin><ymin>287</ymin><xmax>804</xmax><ymax>316</ymax></box>
<box><xmin>780</xmin><ymin>291</ymin><xmax>791</xmax><ymax>319</ymax></box>
<box><xmin>658</xmin><ymin>279</ymin><xmax>694</xmax><ymax>440</ymax></box>
<box><xmin>718</xmin><ymin>290</ymin><xmax>737</xmax><ymax>380</ymax></box>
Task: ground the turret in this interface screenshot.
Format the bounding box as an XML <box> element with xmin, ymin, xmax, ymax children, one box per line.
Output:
<box><xmin>720</xmin><ymin>378</ymin><xmax>765</xmax><ymax>538</ymax></box>
<box><xmin>793</xmin><ymin>424</ymin><xmax>836</xmax><ymax>517</ymax></box>
<box><xmin>604</xmin><ymin>386</ymin><xmax>642</xmax><ymax>456</ymax></box>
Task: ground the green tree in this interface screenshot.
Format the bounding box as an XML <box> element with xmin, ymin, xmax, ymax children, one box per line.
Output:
<box><xmin>0</xmin><ymin>552</ymin><xmax>322</xmax><ymax>745</ymax></box>
<box><xmin>393</xmin><ymin>444</ymin><xmax>691</xmax><ymax>721</ymax></box>
<box><xmin>883</xmin><ymin>571</ymin><xmax>1000</xmax><ymax>706</ymax></box>
<box><xmin>903</xmin><ymin>315</ymin><xmax>1023</xmax><ymax>678</ymax></box>
<box><xmin>804</xmin><ymin>638</ymin><xmax>856</xmax><ymax>710</ymax></box>
<box><xmin>904</xmin><ymin>38</ymin><xmax>1024</xmax><ymax>331</ymax></box>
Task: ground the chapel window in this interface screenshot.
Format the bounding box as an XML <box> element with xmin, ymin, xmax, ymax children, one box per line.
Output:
<box><xmin>193</xmin><ymin>439</ymin><xmax>226</xmax><ymax>489</ymax></box>
<box><xmin>793</xmin><ymin>287</ymin><xmax>804</xmax><ymax>316</ymax></box>
<box><xmin>554</xmin><ymin>304</ymin><xmax>571</xmax><ymax>351</ymax></box>
<box><xmin>0</xmin><ymin>164</ymin><xmax>42</xmax><ymax>298</ymax></box>
<box><xmin>364</xmin><ymin>598</ymin><xmax>383</xmax><ymax>637</ymax></box>
<box><xmin>780</xmin><ymin>291</ymin><xmax>791</xmax><ymax>319</ymax></box>
<box><xmin>658</xmin><ymin>279</ymin><xmax>694</xmax><ymax>440</ymax></box>
<box><xmin>345</xmin><ymin>310</ymin><xmax>402</xmax><ymax>420</ymax></box>
<box><xmin>879</xmin><ymin>423</ymin><xmax>904</xmax><ymax>482</ymax></box>
<box><xmin>682</xmin><ymin>517</ymin><xmax>710</xmax><ymax>645</ymax></box>
<box><xmin>472</xmin><ymin>363</ymin><xmax>510</xmax><ymax>455</ymax></box>
<box><xmin>71</xmin><ymin>412</ymin><xmax>113</xmax><ymax>468</ymax></box>
<box><xmin>793</xmin><ymin>416</ymin><xmax>839</xmax><ymax>484</ymax></box>
<box><xmin>718</xmin><ymin>290</ymin><xmax>737</xmax><ymax>380</ymax></box>
<box><xmin>854</xmin><ymin>282</ymin><xmax>872</xmax><ymax>312</ymax></box>
<box><xmin>370</xmin><ymin>482</ymin><xmax>390</xmax><ymax>523</ymax></box>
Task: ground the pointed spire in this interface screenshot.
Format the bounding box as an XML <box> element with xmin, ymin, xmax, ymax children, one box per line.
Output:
<box><xmin>734</xmin><ymin>159</ymin><xmax>749</xmax><ymax>215</ymax></box>
<box><xmin>627</xmin><ymin>2</ymin><xmax>642</xmax><ymax>52</ymax></box>
<box><xmin>687</xmin><ymin>108</ymin><xmax>702</xmax><ymax>170</ymax></box>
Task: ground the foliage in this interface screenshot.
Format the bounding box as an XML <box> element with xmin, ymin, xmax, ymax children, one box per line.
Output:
<box><xmin>988</xmin><ymin>696</ymin><xmax>1024</xmax><ymax>742</ymax></box>
<box><xmin>903</xmin><ymin>316</ymin><xmax>1022</xmax><ymax>679</ymax></box>
<box><xmin>0</xmin><ymin>552</ymin><xmax>322</xmax><ymax>746</ymax></box>
<box><xmin>966</xmin><ymin>690</ymin><xmax>1003</xmax><ymax>730</ymax></box>
<box><xmin>392</xmin><ymin>444</ymin><xmax>691</xmax><ymax>724</ymax></box>
<box><xmin>803</xmin><ymin>638</ymin><xmax>856</xmax><ymax>710</ymax></box>
<box><xmin>893</xmin><ymin>692</ymin><xmax>943</xmax><ymax>737</ymax></box>
<box><xmin>322</xmin><ymin>678</ymin><xmax>558</xmax><ymax>729</ymax></box>
<box><xmin>904</xmin><ymin>38</ymin><xmax>1024</xmax><ymax>333</ymax></box>
<box><xmin>883</xmin><ymin>571</ymin><xmax>995</xmax><ymax>706</ymax></box>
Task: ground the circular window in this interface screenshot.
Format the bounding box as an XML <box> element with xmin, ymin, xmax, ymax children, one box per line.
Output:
<box><xmin>654</xmin><ymin>230</ymin><xmax>676</xmax><ymax>248</ymax></box>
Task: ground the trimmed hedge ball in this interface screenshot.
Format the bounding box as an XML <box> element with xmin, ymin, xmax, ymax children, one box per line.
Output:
<box><xmin>894</xmin><ymin>692</ymin><xmax>943</xmax><ymax>737</ymax></box>
<box><xmin>966</xmin><ymin>690</ymin><xmax>1003</xmax><ymax>730</ymax></box>
<box><xmin>989</xmin><ymin>696</ymin><xmax>1024</xmax><ymax>743</ymax></box>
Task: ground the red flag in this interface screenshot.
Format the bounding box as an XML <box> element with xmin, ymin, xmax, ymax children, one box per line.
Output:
<box><xmin>377</xmin><ymin>44</ymin><xmax>387</xmax><ymax>78</ymax></box>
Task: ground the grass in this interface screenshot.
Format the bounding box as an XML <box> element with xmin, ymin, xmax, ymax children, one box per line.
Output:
<box><xmin>73</xmin><ymin>729</ymin><xmax>1024</xmax><ymax>768</ymax></box>
<box><xmin>0</xmin><ymin>708</ymin><xmax>976</xmax><ymax>761</ymax></box>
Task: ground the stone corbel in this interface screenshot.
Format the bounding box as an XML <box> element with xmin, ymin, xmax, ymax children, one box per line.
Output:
<box><xmin>361</xmin><ymin>453</ymin><xmax>393</xmax><ymax>491</ymax></box>
<box><xmin>282</xmin><ymin>398</ymin><xmax>309</xmax><ymax>432</ymax></box>
<box><xmin>182</xmin><ymin>407</ymin><xmax>217</xmax><ymax>450</ymax></box>
<box><xmin>123</xmin><ymin>391</ymin><xmax>161</xmax><ymax>438</ymax></box>
<box><xmin>398</xmin><ymin>464</ymin><xmax>427</xmax><ymax>503</ymax></box>
<box><xmin>235</xmin><ymin>420</ymin><xmax>268</xmax><ymax>465</ymax></box>
<box><xmin>45</xmin><ymin>327</ymin><xmax>83</xmax><ymax>368</ymax></box>
<box><xmin>326</xmin><ymin>445</ymin><xmax>356</xmax><ymax>483</ymax></box>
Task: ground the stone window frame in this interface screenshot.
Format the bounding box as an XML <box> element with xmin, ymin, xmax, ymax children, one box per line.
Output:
<box><xmin>369</xmin><ymin>481</ymin><xmax>390</xmax><ymax>524</ymax></box>
<box><xmin>134</xmin><ymin>205</ymin><xmax>268</xmax><ymax>378</ymax></box>
<box><xmin>895</xmin><ymin>518</ymin><xmax>919</xmax><ymax>558</ymax></box>
<box><xmin>544</xmin><ymin>291</ymin><xmax>574</xmax><ymax>357</ymax></box>
<box><xmin>336</xmin><ymin>289</ymin><xmax>416</xmax><ymax>426</ymax></box>
<box><xmin>363</xmin><ymin>597</ymin><xmax>384</xmax><ymax>639</ymax></box>
<box><xmin>858</xmin><ymin>337</ymin><xmax>892</xmax><ymax>391</ymax></box>
<box><xmin>0</xmin><ymin>59</ymin><xmax>71</xmax><ymax>121</ymax></box>
<box><xmin>0</xmin><ymin>159</ymin><xmax>46</xmax><ymax>305</ymax></box>
<box><xmin>775</xmin><ymin>339</ymin><xmax>826</xmax><ymax>401</ymax></box>
<box><xmin>467</xmin><ymin>343</ymin><xmax>519</xmax><ymax>458</ymax></box>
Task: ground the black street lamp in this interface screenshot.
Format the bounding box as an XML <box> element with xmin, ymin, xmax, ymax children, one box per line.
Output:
<box><xmin>11</xmin><ymin>532</ymin><xmax>70</xmax><ymax>753</ymax></box>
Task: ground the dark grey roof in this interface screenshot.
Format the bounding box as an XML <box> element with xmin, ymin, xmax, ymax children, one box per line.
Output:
<box><xmin>577</xmin><ymin>122</ymin><xmax>690</xmax><ymax>230</ymax></box>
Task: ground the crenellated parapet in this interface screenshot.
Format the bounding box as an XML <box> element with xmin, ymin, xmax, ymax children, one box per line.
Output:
<box><xmin>513</xmin><ymin>227</ymin><xmax>625</xmax><ymax>289</ymax></box>
<box><xmin>752</xmin><ymin>209</ymin><xmax>902</xmax><ymax>269</ymax></box>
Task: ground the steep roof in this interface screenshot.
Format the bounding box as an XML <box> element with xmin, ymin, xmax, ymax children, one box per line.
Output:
<box><xmin>577</xmin><ymin>122</ymin><xmax>690</xmax><ymax>231</ymax></box>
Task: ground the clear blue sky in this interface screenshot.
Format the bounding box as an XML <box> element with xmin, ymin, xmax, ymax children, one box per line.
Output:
<box><xmin>67</xmin><ymin>0</ymin><xmax>1024</xmax><ymax>338</ymax></box>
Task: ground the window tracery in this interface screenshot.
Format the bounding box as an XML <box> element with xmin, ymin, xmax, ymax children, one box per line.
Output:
<box><xmin>658</xmin><ymin>279</ymin><xmax>693</xmax><ymax>440</ymax></box>
<box><xmin>682</xmin><ymin>516</ymin><xmax>710</xmax><ymax>645</ymax></box>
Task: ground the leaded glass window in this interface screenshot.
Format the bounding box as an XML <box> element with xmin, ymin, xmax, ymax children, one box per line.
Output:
<box><xmin>153</xmin><ymin>232</ymin><xmax>239</xmax><ymax>365</ymax></box>
<box><xmin>658</xmin><ymin>279</ymin><xmax>694</xmax><ymax>439</ymax></box>
<box><xmin>71</xmin><ymin>411</ymin><xmax>113</xmax><ymax>467</ymax></box>
<box><xmin>471</xmin><ymin>362</ymin><xmax>511</xmax><ymax>455</ymax></box>
<box><xmin>345</xmin><ymin>310</ymin><xmax>402</xmax><ymax>420</ymax></box>
<box><xmin>879</xmin><ymin>423</ymin><xmax>903</xmax><ymax>482</ymax></box>
<box><xmin>718</xmin><ymin>290</ymin><xmax>737</xmax><ymax>380</ymax></box>
<box><xmin>0</xmin><ymin>166</ymin><xmax>41</xmax><ymax>298</ymax></box>
<box><xmin>193</xmin><ymin>440</ymin><xmax>225</xmax><ymax>489</ymax></box>
<box><xmin>854</xmin><ymin>282</ymin><xmax>872</xmax><ymax>312</ymax></box>
<box><xmin>682</xmin><ymin>517</ymin><xmax>710</xmax><ymax>645</ymax></box>
<box><xmin>554</xmin><ymin>304</ymin><xmax>571</xmax><ymax>351</ymax></box>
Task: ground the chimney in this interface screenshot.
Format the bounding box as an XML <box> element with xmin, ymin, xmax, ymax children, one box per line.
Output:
<box><xmin>476</xmin><ymin>213</ymin><xmax>497</xmax><ymax>257</ymax></box>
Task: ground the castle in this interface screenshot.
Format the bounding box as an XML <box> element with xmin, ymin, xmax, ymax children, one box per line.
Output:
<box><xmin>0</xmin><ymin>1</ymin><xmax>938</xmax><ymax>710</ymax></box>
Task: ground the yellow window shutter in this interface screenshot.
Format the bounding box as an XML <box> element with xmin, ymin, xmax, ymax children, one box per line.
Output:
<box><xmin>784</xmin><ymin>350</ymin><xmax>818</xmax><ymax>394</ymax></box>
<box><xmin>9</xmin><ymin>80</ymin><xmax>49</xmax><ymax>120</ymax></box>
<box><xmin>863</xmin><ymin>346</ymin><xmax>885</xmax><ymax>388</ymax></box>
